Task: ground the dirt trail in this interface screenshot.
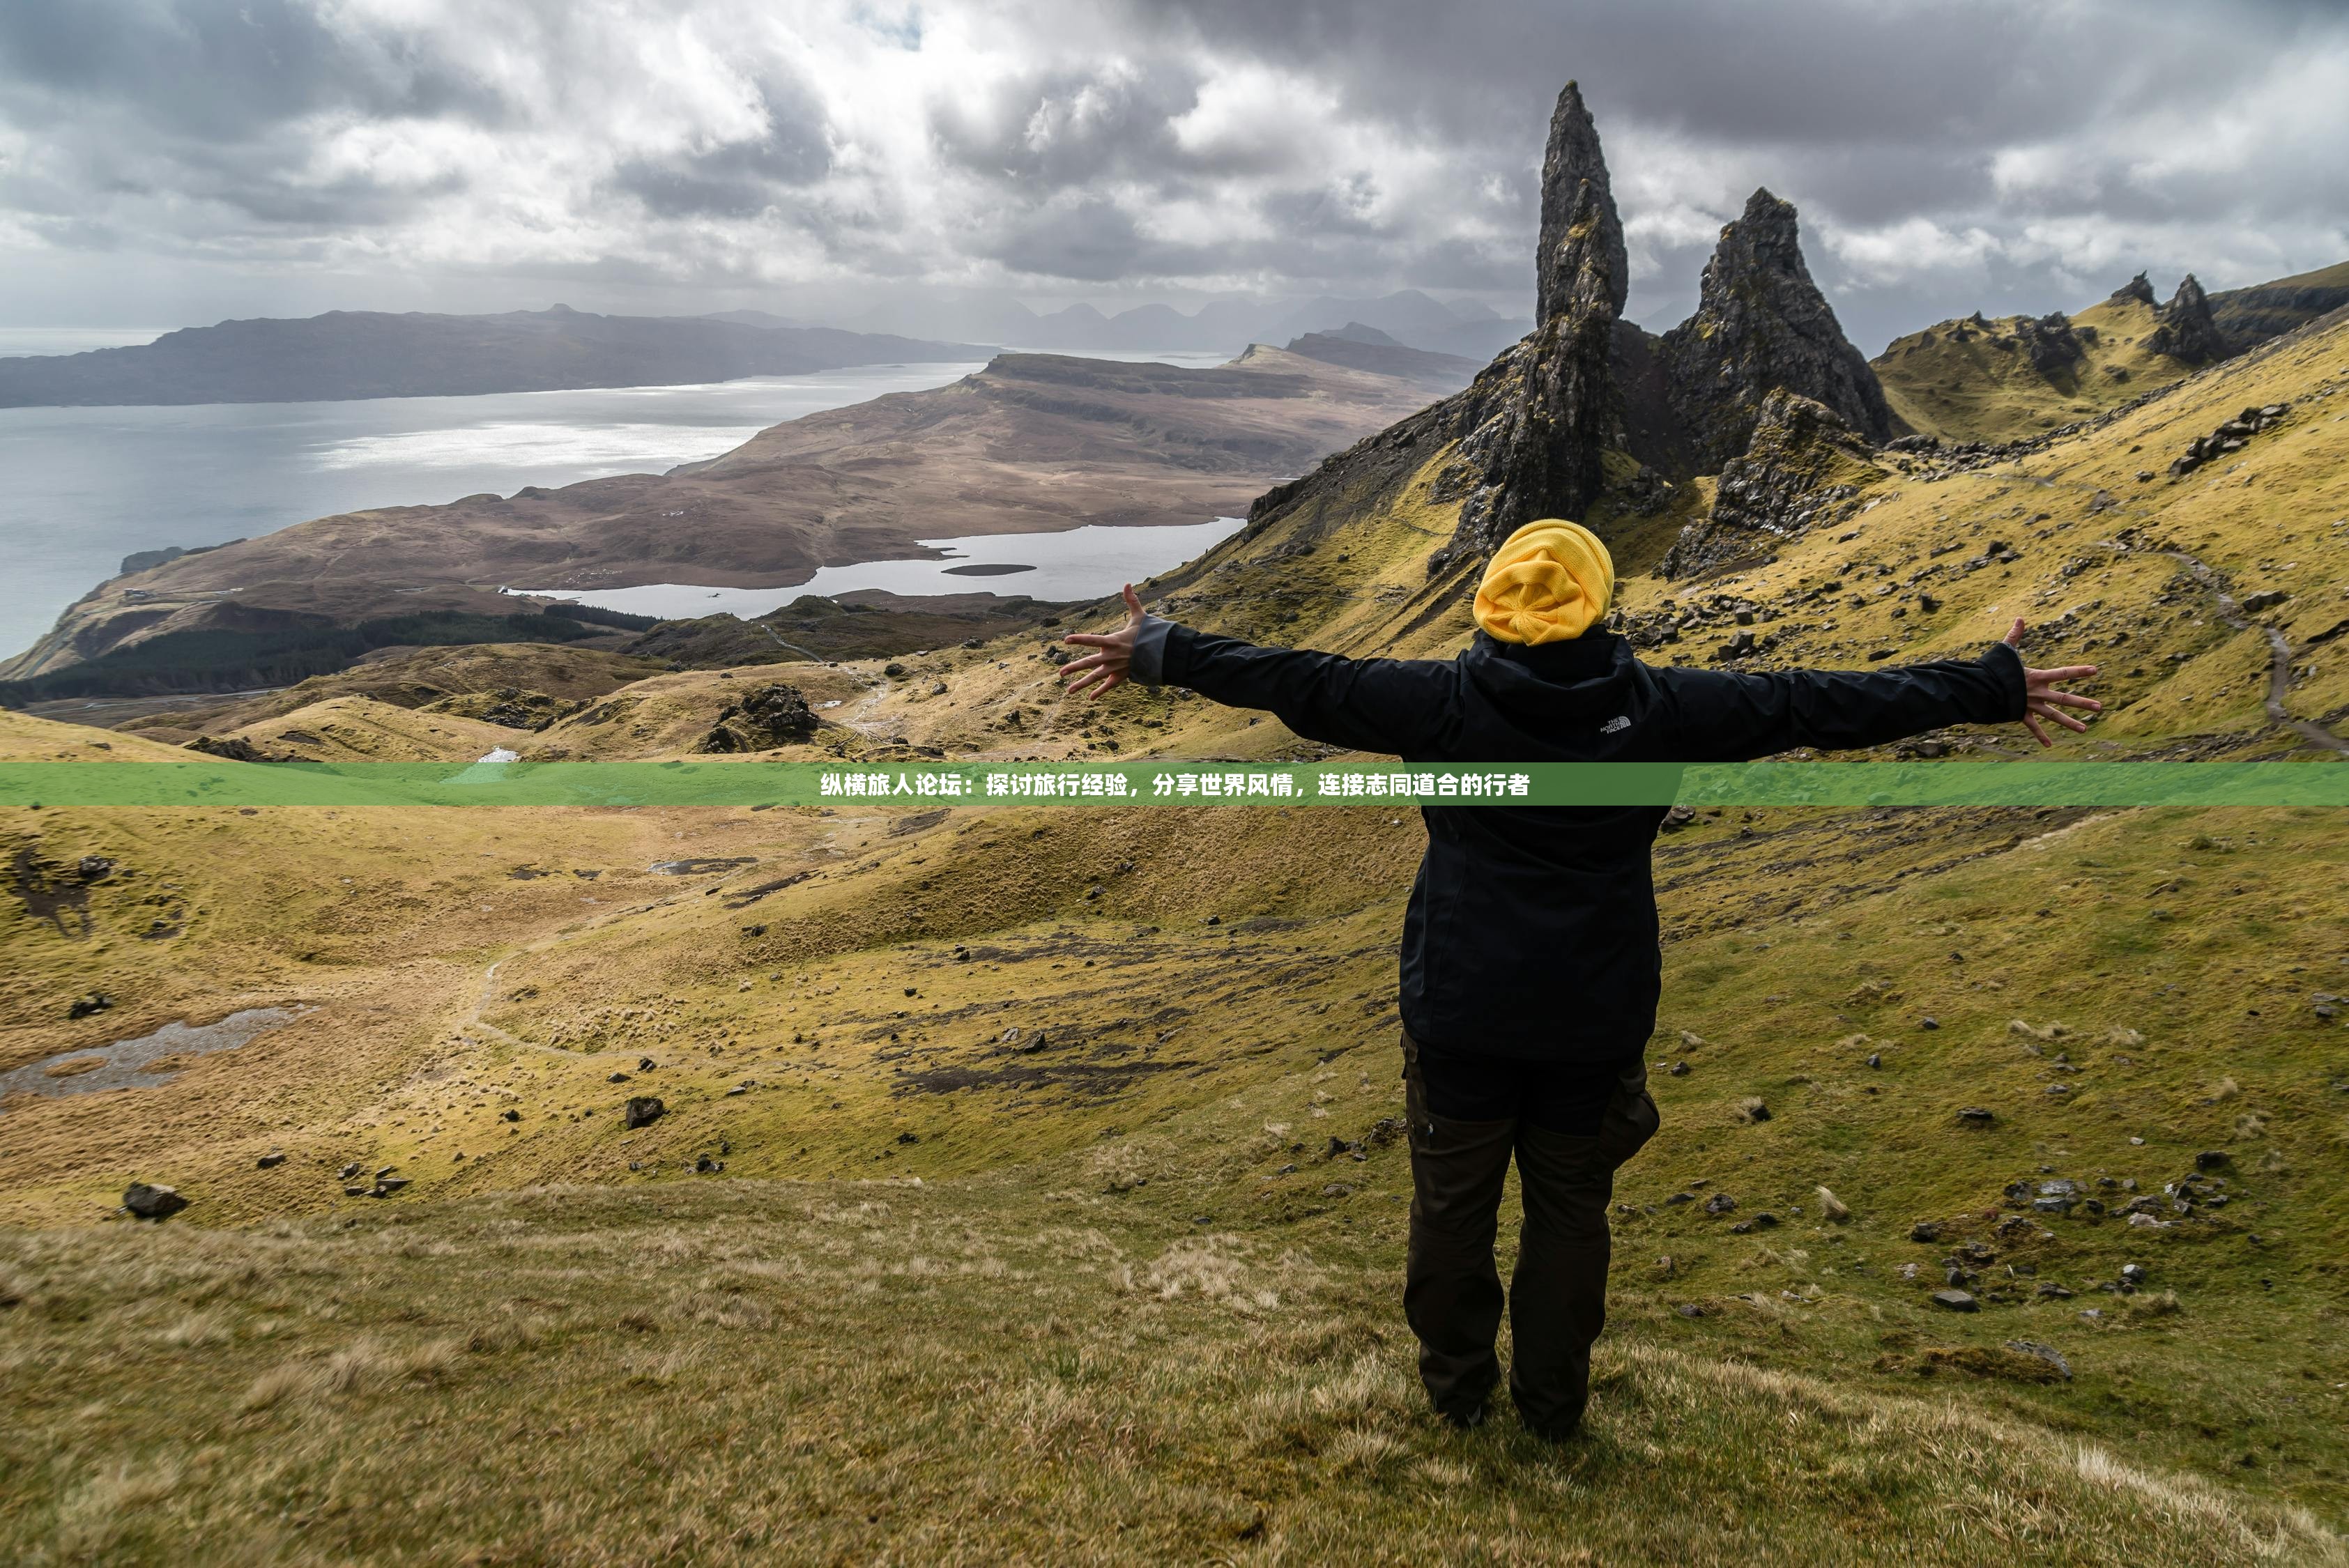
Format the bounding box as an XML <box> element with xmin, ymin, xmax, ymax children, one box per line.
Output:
<box><xmin>2027</xmin><ymin>457</ymin><xmax>2346</xmax><ymax>754</ymax></box>
<box><xmin>841</xmin><ymin>676</ymin><xmax>894</xmax><ymax>737</ymax></box>
<box><xmin>2152</xmin><ymin>546</ymin><xmax>2348</xmax><ymax>755</ymax></box>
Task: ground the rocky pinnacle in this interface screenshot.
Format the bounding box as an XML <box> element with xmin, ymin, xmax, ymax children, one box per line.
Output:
<box><xmin>1660</xmin><ymin>188</ymin><xmax>1894</xmax><ymax>470</ymax></box>
<box><xmin>1428</xmin><ymin>81</ymin><xmax>1628</xmax><ymax>569</ymax></box>
<box><xmin>1536</xmin><ymin>81</ymin><xmax>1628</xmax><ymax>325</ymax></box>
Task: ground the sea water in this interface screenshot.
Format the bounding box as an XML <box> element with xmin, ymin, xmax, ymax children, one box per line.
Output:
<box><xmin>0</xmin><ymin>363</ymin><xmax>986</xmax><ymax>659</ymax></box>
<box><xmin>0</xmin><ymin>347</ymin><xmax>1246</xmax><ymax>661</ymax></box>
<box><xmin>508</xmin><ymin>514</ymin><xmax>1248</xmax><ymax>617</ymax></box>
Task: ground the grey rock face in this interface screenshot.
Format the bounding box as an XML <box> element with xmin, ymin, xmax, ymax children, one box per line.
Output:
<box><xmin>697</xmin><ymin>682</ymin><xmax>817</xmax><ymax>753</ymax></box>
<box><xmin>623</xmin><ymin>1096</ymin><xmax>666</xmax><ymax>1130</ymax></box>
<box><xmin>123</xmin><ymin>1182</ymin><xmax>188</xmax><ymax>1220</ymax></box>
<box><xmin>1660</xmin><ymin>390</ymin><xmax>1883</xmax><ymax>578</ymax></box>
<box><xmin>2111</xmin><ymin>272</ymin><xmax>2158</xmax><ymax>307</ymax></box>
<box><xmin>1535</xmin><ymin>82</ymin><xmax>1628</xmax><ymax>325</ymax></box>
<box><xmin>1426</xmin><ymin>82</ymin><xmax>1628</xmax><ymax>571</ymax></box>
<box><xmin>2014</xmin><ymin>312</ymin><xmax>2087</xmax><ymax>376</ymax></box>
<box><xmin>2146</xmin><ymin>274</ymin><xmax>2230</xmax><ymax>364</ymax></box>
<box><xmin>1660</xmin><ymin>189</ymin><xmax>1894</xmax><ymax>469</ymax></box>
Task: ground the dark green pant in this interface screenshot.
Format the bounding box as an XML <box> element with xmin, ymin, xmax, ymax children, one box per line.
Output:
<box><xmin>1401</xmin><ymin>1032</ymin><xmax>1659</xmax><ymax>1436</ymax></box>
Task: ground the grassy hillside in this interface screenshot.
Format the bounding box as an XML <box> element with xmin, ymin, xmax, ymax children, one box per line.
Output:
<box><xmin>3</xmin><ymin>309</ymin><xmax>2348</xmax><ymax>1560</ymax></box>
<box><xmin>1872</xmin><ymin>295</ymin><xmax>2198</xmax><ymax>445</ymax></box>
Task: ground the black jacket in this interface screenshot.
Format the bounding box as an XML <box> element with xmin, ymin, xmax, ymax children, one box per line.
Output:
<box><xmin>1132</xmin><ymin>618</ymin><xmax>2027</xmax><ymax>1062</ymax></box>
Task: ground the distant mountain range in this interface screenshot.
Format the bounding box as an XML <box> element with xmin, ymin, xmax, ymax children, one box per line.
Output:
<box><xmin>812</xmin><ymin>289</ymin><xmax>1533</xmax><ymax>362</ymax></box>
<box><xmin>0</xmin><ymin>291</ymin><xmax>1530</xmax><ymax>410</ymax></box>
<box><xmin>0</xmin><ymin>307</ymin><xmax>992</xmax><ymax>408</ymax></box>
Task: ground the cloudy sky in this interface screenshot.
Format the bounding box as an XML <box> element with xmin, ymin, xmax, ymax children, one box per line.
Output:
<box><xmin>1</xmin><ymin>0</ymin><xmax>2343</xmax><ymax>351</ymax></box>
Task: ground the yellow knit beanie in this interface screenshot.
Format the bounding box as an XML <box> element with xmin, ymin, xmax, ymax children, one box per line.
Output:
<box><xmin>1472</xmin><ymin>519</ymin><xmax>1615</xmax><ymax>644</ymax></box>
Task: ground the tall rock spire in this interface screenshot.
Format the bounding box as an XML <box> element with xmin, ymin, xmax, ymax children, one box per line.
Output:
<box><xmin>1426</xmin><ymin>82</ymin><xmax>1628</xmax><ymax>570</ymax></box>
<box><xmin>1536</xmin><ymin>82</ymin><xmax>1628</xmax><ymax>325</ymax></box>
<box><xmin>2147</xmin><ymin>274</ymin><xmax>2229</xmax><ymax>364</ymax></box>
<box><xmin>1660</xmin><ymin>188</ymin><xmax>1893</xmax><ymax>470</ymax></box>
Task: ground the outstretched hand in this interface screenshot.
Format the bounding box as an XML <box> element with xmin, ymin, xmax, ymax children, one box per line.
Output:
<box><xmin>2003</xmin><ymin>618</ymin><xmax>2102</xmax><ymax>747</ymax></box>
<box><xmin>1062</xmin><ymin>584</ymin><xmax>1145</xmax><ymax>698</ymax></box>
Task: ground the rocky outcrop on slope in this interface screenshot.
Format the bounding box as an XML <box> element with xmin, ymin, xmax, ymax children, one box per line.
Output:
<box><xmin>2145</xmin><ymin>275</ymin><xmax>2230</xmax><ymax>365</ymax></box>
<box><xmin>2010</xmin><ymin>312</ymin><xmax>2090</xmax><ymax>376</ymax></box>
<box><xmin>1659</xmin><ymin>392</ymin><xmax>1887</xmax><ymax>578</ymax></box>
<box><xmin>1660</xmin><ymin>190</ymin><xmax>1894</xmax><ymax>470</ymax></box>
<box><xmin>2111</xmin><ymin>272</ymin><xmax>2159</xmax><ymax>308</ymax></box>
<box><xmin>2166</xmin><ymin>403</ymin><xmax>2292</xmax><ymax>479</ymax></box>
<box><xmin>697</xmin><ymin>683</ymin><xmax>819</xmax><ymax>753</ymax></box>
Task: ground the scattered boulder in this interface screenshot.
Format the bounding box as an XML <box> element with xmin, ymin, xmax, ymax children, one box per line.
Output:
<box><xmin>2002</xmin><ymin>1340</ymin><xmax>2073</xmax><ymax>1380</ymax></box>
<box><xmin>1956</xmin><ymin>1107</ymin><xmax>1996</xmax><ymax>1126</ymax></box>
<box><xmin>623</xmin><ymin>1097</ymin><xmax>666</xmax><ymax>1130</ymax></box>
<box><xmin>1930</xmin><ymin>1289</ymin><xmax>1979</xmax><ymax>1312</ymax></box>
<box><xmin>1908</xmin><ymin>1220</ymin><xmax>1942</xmax><ymax>1243</ymax></box>
<box><xmin>2033</xmin><ymin>1178</ymin><xmax>2081</xmax><ymax>1215</ymax></box>
<box><xmin>66</xmin><ymin>992</ymin><xmax>114</xmax><ymax>1020</ymax></box>
<box><xmin>122</xmin><ymin>1183</ymin><xmax>188</xmax><ymax>1220</ymax></box>
<box><xmin>256</xmin><ymin>1152</ymin><xmax>286</xmax><ymax>1169</ymax></box>
<box><xmin>338</xmin><ymin>1162</ymin><xmax>362</xmax><ymax>1180</ymax></box>
<box><xmin>372</xmin><ymin>1177</ymin><xmax>410</xmax><ymax>1197</ymax></box>
<box><xmin>1703</xmin><ymin>1192</ymin><xmax>1737</xmax><ymax>1215</ymax></box>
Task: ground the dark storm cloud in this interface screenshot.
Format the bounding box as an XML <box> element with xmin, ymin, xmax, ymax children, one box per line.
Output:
<box><xmin>609</xmin><ymin>76</ymin><xmax>836</xmax><ymax>218</ymax></box>
<box><xmin>0</xmin><ymin>0</ymin><xmax>502</xmax><ymax>139</ymax></box>
<box><xmin>931</xmin><ymin>61</ymin><xmax>1202</xmax><ymax>186</ymax></box>
<box><xmin>0</xmin><ymin>1</ymin><xmax>2341</xmax><ymax>345</ymax></box>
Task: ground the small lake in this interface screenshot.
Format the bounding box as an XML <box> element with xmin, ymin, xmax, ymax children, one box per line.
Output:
<box><xmin>0</xmin><ymin>1008</ymin><xmax>297</xmax><ymax>1109</ymax></box>
<box><xmin>511</xmin><ymin>514</ymin><xmax>1248</xmax><ymax>617</ymax></box>
<box><xmin>0</xmin><ymin>346</ymin><xmax>1244</xmax><ymax>661</ymax></box>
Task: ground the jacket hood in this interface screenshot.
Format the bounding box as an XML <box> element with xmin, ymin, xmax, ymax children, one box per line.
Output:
<box><xmin>1459</xmin><ymin>629</ymin><xmax>1639</xmax><ymax>723</ymax></box>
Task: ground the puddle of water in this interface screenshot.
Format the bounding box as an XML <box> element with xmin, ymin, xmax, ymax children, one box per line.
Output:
<box><xmin>0</xmin><ymin>1008</ymin><xmax>298</xmax><ymax>1107</ymax></box>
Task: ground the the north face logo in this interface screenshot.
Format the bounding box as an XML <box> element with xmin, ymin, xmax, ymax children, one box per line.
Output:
<box><xmin>1600</xmin><ymin>715</ymin><xmax>1630</xmax><ymax>734</ymax></box>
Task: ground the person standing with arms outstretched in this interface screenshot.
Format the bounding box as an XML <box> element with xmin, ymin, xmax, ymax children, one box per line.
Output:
<box><xmin>1061</xmin><ymin>520</ymin><xmax>2101</xmax><ymax>1438</ymax></box>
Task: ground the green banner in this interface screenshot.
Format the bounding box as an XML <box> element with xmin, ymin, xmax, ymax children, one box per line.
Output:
<box><xmin>0</xmin><ymin>760</ymin><xmax>2343</xmax><ymax>808</ymax></box>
